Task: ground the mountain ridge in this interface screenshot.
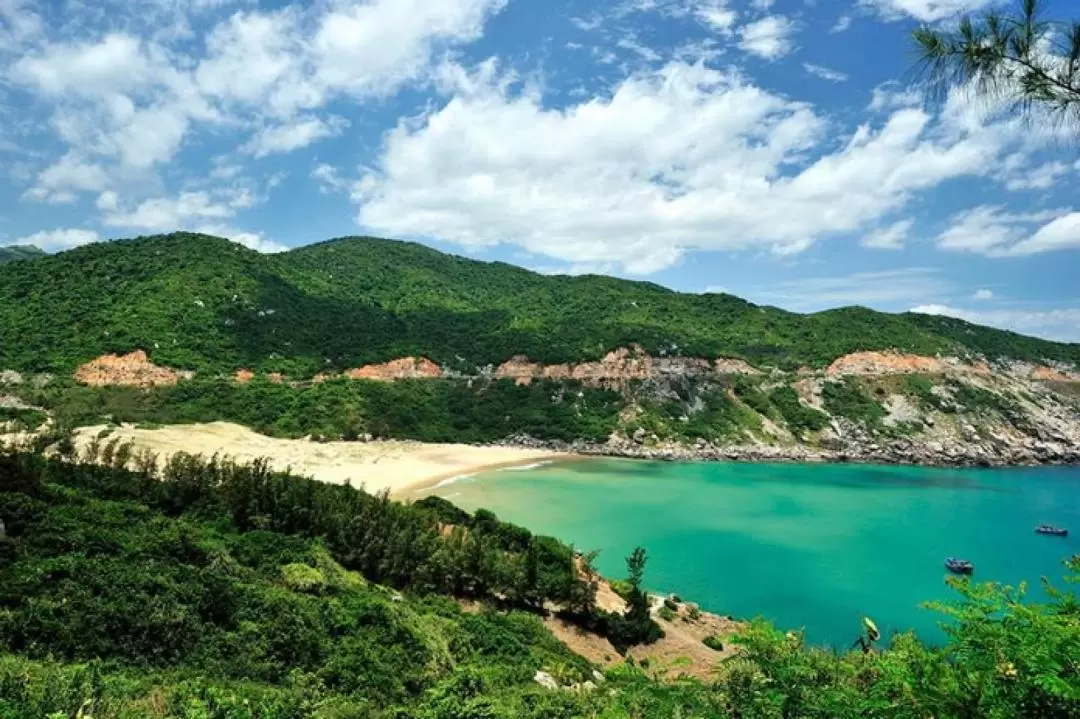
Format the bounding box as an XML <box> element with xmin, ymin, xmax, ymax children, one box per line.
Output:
<box><xmin>1</xmin><ymin>232</ymin><xmax>1077</xmax><ymax>376</ymax></box>
<box><xmin>0</xmin><ymin>244</ymin><xmax>46</xmax><ymax>265</ymax></box>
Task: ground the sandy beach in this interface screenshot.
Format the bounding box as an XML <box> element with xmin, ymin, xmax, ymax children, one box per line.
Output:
<box><xmin>71</xmin><ymin>421</ymin><xmax>570</xmax><ymax>497</ymax></box>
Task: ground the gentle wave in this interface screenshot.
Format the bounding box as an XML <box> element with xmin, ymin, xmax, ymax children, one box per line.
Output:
<box><xmin>498</xmin><ymin>460</ymin><xmax>554</xmax><ymax>472</ymax></box>
<box><xmin>432</xmin><ymin>473</ymin><xmax>475</xmax><ymax>489</ymax></box>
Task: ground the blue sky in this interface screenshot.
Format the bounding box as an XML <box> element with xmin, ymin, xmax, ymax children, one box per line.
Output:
<box><xmin>1</xmin><ymin>0</ymin><xmax>1078</xmax><ymax>341</ymax></box>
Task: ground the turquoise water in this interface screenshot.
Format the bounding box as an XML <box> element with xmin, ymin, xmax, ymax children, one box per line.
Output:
<box><xmin>430</xmin><ymin>459</ymin><xmax>1080</xmax><ymax>646</ymax></box>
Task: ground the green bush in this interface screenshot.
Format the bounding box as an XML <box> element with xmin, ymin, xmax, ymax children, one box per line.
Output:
<box><xmin>822</xmin><ymin>378</ymin><xmax>887</xmax><ymax>427</ymax></box>
<box><xmin>702</xmin><ymin>635</ymin><xmax>724</xmax><ymax>651</ymax></box>
<box><xmin>769</xmin><ymin>386</ymin><xmax>829</xmax><ymax>434</ymax></box>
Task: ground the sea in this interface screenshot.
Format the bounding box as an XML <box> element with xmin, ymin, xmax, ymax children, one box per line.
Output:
<box><xmin>429</xmin><ymin>459</ymin><xmax>1080</xmax><ymax>647</ymax></box>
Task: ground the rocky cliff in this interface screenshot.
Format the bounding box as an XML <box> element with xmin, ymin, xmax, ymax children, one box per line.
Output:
<box><xmin>58</xmin><ymin>345</ymin><xmax>1080</xmax><ymax>466</ymax></box>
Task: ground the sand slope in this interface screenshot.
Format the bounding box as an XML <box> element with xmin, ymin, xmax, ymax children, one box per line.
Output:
<box><xmin>73</xmin><ymin>422</ymin><xmax>567</xmax><ymax>497</ymax></box>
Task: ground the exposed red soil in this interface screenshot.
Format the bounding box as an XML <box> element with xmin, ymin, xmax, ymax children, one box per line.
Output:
<box><xmin>345</xmin><ymin>357</ymin><xmax>443</xmax><ymax>381</ymax></box>
<box><xmin>74</xmin><ymin>351</ymin><xmax>191</xmax><ymax>388</ymax></box>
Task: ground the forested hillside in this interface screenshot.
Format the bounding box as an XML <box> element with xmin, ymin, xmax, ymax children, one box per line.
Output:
<box><xmin>1</xmin><ymin>232</ymin><xmax>1077</xmax><ymax>375</ymax></box>
<box><xmin>1</xmin><ymin>445</ymin><xmax>1077</xmax><ymax>718</ymax></box>
<box><xmin>0</xmin><ymin>245</ymin><xmax>44</xmax><ymax>265</ymax></box>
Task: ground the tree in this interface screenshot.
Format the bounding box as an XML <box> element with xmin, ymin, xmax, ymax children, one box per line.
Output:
<box><xmin>626</xmin><ymin>546</ymin><xmax>647</xmax><ymax>593</ymax></box>
<box><xmin>913</xmin><ymin>0</ymin><xmax>1080</xmax><ymax>128</ymax></box>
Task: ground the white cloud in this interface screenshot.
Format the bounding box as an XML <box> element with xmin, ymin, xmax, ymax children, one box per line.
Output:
<box><xmin>861</xmin><ymin>219</ymin><xmax>912</xmax><ymax>250</ymax></box>
<box><xmin>972</xmin><ymin>288</ymin><xmax>993</xmax><ymax>300</ymax></box>
<box><xmin>738</xmin><ymin>15</ymin><xmax>797</xmax><ymax>60</ymax></box>
<box><xmin>860</xmin><ymin>0</ymin><xmax>997</xmax><ymax>22</ymax></box>
<box><xmin>101</xmin><ymin>191</ymin><xmax>237</xmax><ymax>231</ymax></box>
<box><xmin>22</xmin><ymin>153</ymin><xmax>110</xmax><ymax>203</ymax></box>
<box><xmin>95</xmin><ymin>190</ymin><xmax>119</xmax><ymax>211</ymax></box>
<box><xmin>868</xmin><ymin>81</ymin><xmax>922</xmax><ymax>112</ymax></box>
<box><xmin>831</xmin><ymin>15</ymin><xmax>852</xmax><ymax>32</ymax></box>
<box><xmin>193</xmin><ymin>224</ymin><xmax>288</xmax><ymax>253</ymax></box>
<box><xmin>9</xmin><ymin>0</ymin><xmax>509</xmax><ymax>207</ymax></box>
<box><xmin>804</xmin><ymin>63</ymin><xmax>847</xmax><ymax>82</ymax></box>
<box><xmin>695</xmin><ymin>1</ymin><xmax>738</xmax><ymax>32</ymax></box>
<box><xmin>352</xmin><ymin>61</ymin><xmax>1030</xmax><ymax>273</ymax></box>
<box><xmin>936</xmin><ymin>205</ymin><xmax>1073</xmax><ymax>255</ymax></box>
<box><xmin>910</xmin><ymin>304</ymin><xmax>1080</xmax><ymax>342</ymax></box>
<box><xmin>1008</xmin><ymin>212</ymin><xmax>1080</xmax><ymax>256</ymax></box>
<box><xmin>10</xmin><ymin>228</ymin><xmax>100</xmax><ymax>252</ymax></box>
<box><xmin>751</xmin><ymin>0</ymin><xmax>775</xmax><ymax>9</ymax></box>
<box><xmin>1004</xmin><ymin>161</ymin><xmax>1070</xmax><ymax>191</ymax></box>
<box><xmin>0</xmin><ymin>0</ymin><xmax>43</xmax><ymax>49</ymax></box>
<box><xmin>312</xmin><ymin>163</ymin><xmax>352</xmax><ymax>194</ymax></box>
<box><xmin>753</xmin><ymin>268</ymin><xmax>952</xmax><ymax>311</ymax></box>
<box><xmin>242</xmin><ymin>115</ymin><xmax>349</xmax><ymax>158</ymax></box>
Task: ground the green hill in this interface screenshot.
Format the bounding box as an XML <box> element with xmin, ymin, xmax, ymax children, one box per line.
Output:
<box><xmin>0</xmin><ymin>245</ymin><xmax>45</xmax><ymax>266</ymax></box>
<box><xmin>0</xmin><ymin>232</ymin><xmax>1077</xmax><ymax>375</ymax></box>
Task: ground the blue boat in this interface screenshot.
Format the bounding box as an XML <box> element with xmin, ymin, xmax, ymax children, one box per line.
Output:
<box><xmin>1035</xmin><ymin>525</ymin><xmax>1068</xmax><ymax>537</ymax></box>
<box><xmin>945</xmin><ymin>557</ymin><xmax>974</xmax><ymax>575</ymax></box>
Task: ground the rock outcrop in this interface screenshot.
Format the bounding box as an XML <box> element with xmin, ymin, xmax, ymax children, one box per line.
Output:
<box><xmin>826</xmin><ymin>351</ymin><xmax>981</xmax><ymax>376</ymax></box>
<box><xmin>346</xmin><ymin>357</ymin><xmax>443</xmax><ymax>381</ymax></box>
<box><xmin>495</xmin><ymin>346</ymin><xmax>757</xmax><ymax>387</ymax></box>
<box><xmin>74</xmin><ymin>351</ymin><xmax>192</xmax><ymax>388</ymax></box>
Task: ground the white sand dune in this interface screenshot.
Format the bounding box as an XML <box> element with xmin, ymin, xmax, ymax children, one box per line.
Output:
<box><xmin>72</xmin><ymin>421</ymin><xmax>568</xmax><ymax>497</ymax></box>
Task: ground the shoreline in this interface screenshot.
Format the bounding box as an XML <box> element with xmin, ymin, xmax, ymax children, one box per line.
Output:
<box><xmin>58</xmin><ymin>421</ymin><xmax>1080</xmax><ymax>502</ymax></box>
<box><xmin>69</xmin><ymin>422</ymin><xmax>574</xmax><ymax>498</ymax></box>
<box><xmin>400</xmin><ymin>454</ymin><xmax>580</xmax><ymax>498</ymax></box>
<box><xmin>494</xmin><ymin>435</ymin><xmax>1080</xmax><ymax>469</ymax></box>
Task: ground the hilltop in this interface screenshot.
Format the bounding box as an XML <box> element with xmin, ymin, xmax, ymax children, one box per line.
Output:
<box><xmin>0</xmin><ymin>245</ymin><xmax>45</xmax><ymax>266</ymax></box>
<box><xmin>1</xmin><ymin>232</ymin><xmax>1077</xmax><ymax>375</ymax></box>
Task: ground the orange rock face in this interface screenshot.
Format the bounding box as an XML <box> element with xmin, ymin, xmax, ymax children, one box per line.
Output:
<box><xmin>1031</xmin><ymin>366</ymin><xmax>1073</xmax><ymax>381</ymax></box>
<box><xmin>346</xmin><ymin>357</ymin><xmax>443</xmax><ymax>381</ymax></box>
<box><xmin>234</xmin><ymin>369</ymin><xmax>255</xmax><ymax>384</ymax></box>
<box><xmin>495</xmin><ymin>347</ymin><xmax>757</xmax><ymax>386</ymax></box>
<box><xmin>74</xmin><ymin>350</ymin><xmax>192</xmax><ymax>388</ymax></box>
<box><xmin>267</xmin><ymin>372</ymin><xmax>285</xmax><ymax>384</ymax></box>
<box><xmin>495</xmin><ymin>356</ymin><xmax>543</xmax><ymax>385</ymax></box>
<box><xmin>713</xmin><ymin>358</ymin><xmax>761</xmax><ymax>375</ymax></box>
<box><xmin>572</xmin><ymin>347</ymin><xmax>654</xmax><ymax>383</ymax></box>
<box><xmin>827</xmin><ymin>351</ymin><xmax>950</xmax><ymax>375</ymax></box>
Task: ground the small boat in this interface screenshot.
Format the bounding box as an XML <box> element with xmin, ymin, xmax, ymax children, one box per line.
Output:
<box><xmin>1035</xmin><ymin>525</ymin><xmax>1069</xmax><ymax>537</ymax></box>
<box><xmin>945</xmin><ymin>557</ymin><xmax>974</xmax><ymax>575</ymax></box>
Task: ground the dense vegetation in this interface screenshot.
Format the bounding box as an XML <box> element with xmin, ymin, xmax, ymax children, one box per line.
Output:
<box><xmin>2</xmin><ymin>233</ymin><xmax>1078</xmax><ymax>375</ymax></box>
<box><xmin>0</xmin><ymin>245</ymin><xmax>44</xmax><ymax>265</ymax></box>
<box><xmin>11</xmin><ymin>377</ymin><xmax>624</xmax><ymax>443</ymax></box>
<box><xmin>1</xmin><ymin>445</ymin><xmax>1078</xmax><ymax>718</ymax></box>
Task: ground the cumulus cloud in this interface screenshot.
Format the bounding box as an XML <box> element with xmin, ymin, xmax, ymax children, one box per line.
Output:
<box><xmin>803</xmin><ymin>63</ymin><xmax>848</xmax><ymax>82</ymax></box>
<box><xmin>352</xmin><ymin>60</ymin><xmax>1028</xmax><ymax>273</ymax></box>
<box><xmin>10</xmin><ymin>228</ymin><xmax>100</xmax><ymax>252</ymax></box>
<box><xmin>860</xmin><ymin>0</ymin><xmax>997</xmax><ymax>23</ymax></box>
<box><xmin>910</xmin><ymin>303</ymin><xmax>1080</xmax><ymax>342</ymax></box>
<box><xmin>1008</xmin><ymin>212</ymin><xmax>1080</xmax><ymax>256</ymax></box>
<box><xmin>972</xmin><ymin>288</ymin><xmax>993</xmax><ymax>300</ymax></box>
<box><xmin>738</xmin><ymin>15</ymin><xmax>797</xmax><ymax>60</ymax></box>
<box><xmin>101</xmin><ymin>190</ymin><xmax>257</xmax><ymax>233</ymax></box>
<box><xmin>242</xmin><ymin>115</ymin><xmax>349</xmax><ymax>158</ymax></box>
<box><xmin>867</xmin><ymin>81</ymin><xmax>922</xmax><ymax>112</ymax></box>
<box><xmin>8</xmin><ymin>0</ymin><xmax>508</xmax><ymax>205</ymax></box>
<box><xmin>1003</xmin><ymin>161</ymin><xmax>1071</xmax><ymax>191</ymax></box>
<box><xmin>861</xmin><ymin>219</ymin><xmax>912</xmax><ymax>250</ymax></box>
<box><xmin>935</xmin><ymin>206</ymin><xmax>1078</xmax><ymax>256</ymax></box>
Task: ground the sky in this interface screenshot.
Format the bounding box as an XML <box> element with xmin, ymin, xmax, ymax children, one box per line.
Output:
<box><xmin>1</xmin><ymin>0</ymin><xmax>1079</xmax><ymax>342</ymax></box>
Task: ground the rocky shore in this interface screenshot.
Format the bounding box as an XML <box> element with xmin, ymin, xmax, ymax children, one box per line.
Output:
<box><xmin>500</xmin><ymin>431</ymin><xmax>1080</xmax><ymax>468</ymax></box>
